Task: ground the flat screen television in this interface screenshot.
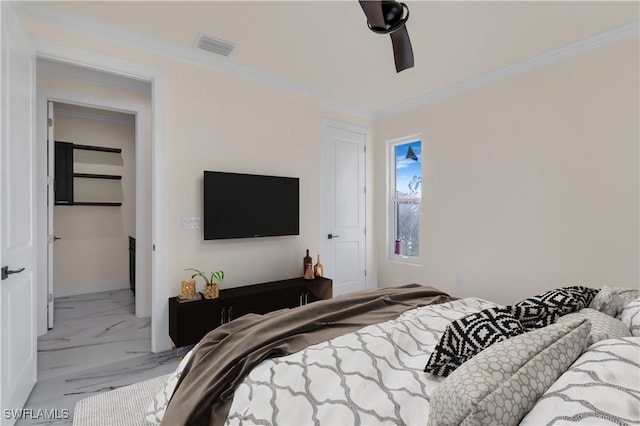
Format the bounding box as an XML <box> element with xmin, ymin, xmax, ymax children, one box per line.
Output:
<box><xmin>203</xmin><ymin>171</ymin><xmax>300</xmax><ymax>240</ymax></box>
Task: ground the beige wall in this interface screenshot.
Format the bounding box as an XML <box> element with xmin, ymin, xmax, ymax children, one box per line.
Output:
<box><xmin>25</xmin><ymin>19</ymin><xmax>371</xmax><ymax>303</ymax></box>
<box><xmin>26</xmin><ymin>14</ymin><xmax>637</xmax><ymax>316</ymax></box>
<box><xmin>53</xmin><ymin>110</ymin><xmax>135</xmax><ymax>293</ymax></box>
<box><xmin>374</xmin><ymin>38</ymin><xmax>640</xmax><ymax>304</ymax></box>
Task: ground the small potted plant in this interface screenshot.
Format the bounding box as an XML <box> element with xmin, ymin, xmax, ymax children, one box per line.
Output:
<box><xmin>185</xmin><ymin>268</ymin><xmax>224</xmax><ymax>299</ymax></box>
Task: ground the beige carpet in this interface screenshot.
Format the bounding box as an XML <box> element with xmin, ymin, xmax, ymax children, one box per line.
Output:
<box><xmin>73</xmin><ymin>374</ymin><xmax>170</xmax><ymax>426</ymax></box>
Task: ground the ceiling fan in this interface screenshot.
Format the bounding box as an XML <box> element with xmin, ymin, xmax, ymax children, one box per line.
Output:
<box><xmin>359</xmin><ymin>0</ymin><xmax>414</xmax><ymax>73</ymax></box>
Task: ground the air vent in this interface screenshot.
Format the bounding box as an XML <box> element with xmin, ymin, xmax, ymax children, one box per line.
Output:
<box><xmin>195</xmin><ymin>33</ymin><xmax>235</xmax><ymax>57</ymax></box>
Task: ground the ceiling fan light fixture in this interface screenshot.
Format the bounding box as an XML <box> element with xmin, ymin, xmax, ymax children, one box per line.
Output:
<box><xmin>195</xmin><ymin>33</ymin><xmax>235</xmax><ymax>57</ymax></box>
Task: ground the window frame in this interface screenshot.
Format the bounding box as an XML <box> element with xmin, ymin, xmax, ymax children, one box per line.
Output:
<box><xmin>388</xmin><ymin>135</ymin><xmax>422</xmax><ymax>264</ymax></box>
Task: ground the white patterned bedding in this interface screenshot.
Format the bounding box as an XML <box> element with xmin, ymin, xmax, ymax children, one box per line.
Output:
<box><xmin>520</xmin><ymin>337</ymin><xmax>640</xmax><ymax>426</ymax></box>
<box><xmin>152</xmin><ymin>292</ymin><xmax>639</xmax><ymax>426</ymax></box>
<box><xmin>225</xmin><ymin>297</ymin><xmax>498</xmax><ymax>425</ymax></box>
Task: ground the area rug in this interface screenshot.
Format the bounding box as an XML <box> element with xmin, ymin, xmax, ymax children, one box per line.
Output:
<box><xmin>73</xmin><ymin>374</ymin><xmax>170</xmax><ymax>426</ymax></box>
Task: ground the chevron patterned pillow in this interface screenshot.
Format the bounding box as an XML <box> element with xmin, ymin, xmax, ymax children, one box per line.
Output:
<box><xmin>424</xmin><ymin>307</ymin><xmax>525</xmax><ymax>377</ymax></box>
<box><xmin>515</xmin><ymin>286</ymin><xmax>599</xmax><ymax>330</ymax></box>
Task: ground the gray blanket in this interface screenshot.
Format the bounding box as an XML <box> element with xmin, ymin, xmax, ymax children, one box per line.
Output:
<box><xmin>161</xmin><ymin>284</ymin><xmax>452</xmax><ymax>426</ymax></box>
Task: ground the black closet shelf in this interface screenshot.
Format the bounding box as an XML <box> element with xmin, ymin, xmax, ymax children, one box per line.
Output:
<box><xmin>73</xmin><ymin>173</ymin><xmax>122</xmax><ymax>180</ymax></box>
<box><xmin>55</xmin><ymin>201</ymin><xmax>123</xmax><ymax>206</ymax></box>
<box><xmin>71</xmin><ymin>144</ymin><xmax>122</xmax><ymax>154</ymax></box>
<box><xmin>55</xmin><ymin>141</ymin><xmax>124</xmax><ymax>206</ymax></box>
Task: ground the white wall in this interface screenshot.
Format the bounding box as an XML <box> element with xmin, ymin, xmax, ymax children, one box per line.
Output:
<box><xmin>52</xmin><ymin>108</ymin><xmax>135</xmax><ymax>296</ymax></box>
<box><xmin>374</xmin><ymin>38</ymin><xmax>640</xmax><ymax>304</ymax></box>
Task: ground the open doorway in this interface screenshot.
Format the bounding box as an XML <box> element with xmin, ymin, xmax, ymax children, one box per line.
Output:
<box><xmin>36</xmin><ymin>59</ymin><xmax>155</xmax><ymax>377</ymax></box>
<box><xmin>49</xmin><ymin>102</ymin><xmax>136</xmax><ymax>300</ymax></box>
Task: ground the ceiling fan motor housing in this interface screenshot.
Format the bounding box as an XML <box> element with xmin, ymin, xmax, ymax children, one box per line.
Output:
<box><xmin>369</xmin><ymin>1</ymin><xmax>409</xmax><ymax>34</ymax></box>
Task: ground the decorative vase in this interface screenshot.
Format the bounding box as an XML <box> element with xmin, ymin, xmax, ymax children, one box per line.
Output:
<box><xmin>314</xmin><ymin>255</ymin><xmax>323</xmax><ymax>278</ymax></box>
<box><xmin>304</xmin><ymin>263</ymin><xmax>314</xmax><ymax>281</ymax></box>
<box><xmin>303</xmin><ymin>249</ymin><xmax>312</xmax><ymax>275</ymax></box>
<box><xmin>180</xmin><ymin>279</ymin><xmax>196</xmax><ymax>298</ymax></box>
<box><xmin>204</xmin><ymin>282</ymin><xmax>219</xmax><ymax>299</ymax></box>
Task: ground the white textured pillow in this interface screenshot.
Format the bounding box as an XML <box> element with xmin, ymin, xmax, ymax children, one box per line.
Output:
<box><xmin>619</xmin><ymin>298</ymin><xmax>640</xmax><ymax>336</ymax></box>
<box><xmin>145</xmin><ymin>348</ymin><xmax>194</xmax><ymax>425</ymax></box>
<box><xmin>427</xmin><ymin>319</ymin><xmax>590</xmax><ymax>426</ymax></box>
<box><xmin>557</xmin><ymin>308</ymin><xmax>631</xmax><ymax>345</ymax></box>
<box><xmin>589</xmin><ymin>286</ymin><xmax>639</xmax><ymax>318</ymax></box>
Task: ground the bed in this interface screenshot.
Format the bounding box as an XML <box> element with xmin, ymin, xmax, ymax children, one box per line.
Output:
<box><xmin>147</xmin><ymin>284</ymin><xmax>640</xmax><ymax>426</ymax></box>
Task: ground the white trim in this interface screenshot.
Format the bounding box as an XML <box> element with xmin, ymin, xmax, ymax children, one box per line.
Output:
<box><xmin>320</xmin><ymin>99</ymin><xmax>373</xmax><ymax>121</ymax></box>
<box><xmin>33</xmin><ymin>45</ymin><xmax>171</xmax><ymax>352</ymax></box>
<box><xmin>377</xmin><ymin>20</ymin><xmax>640</xmax><ymax>118</ymax></box>
<box><xmin>53</xmin><ymin>280</ymin><xmax>130</xmax><ymax>298</ymax></box>
<box><xmin>151</xmin><ymin>72</ymin><xmax>170</xmax><ymax>353</ymax></box>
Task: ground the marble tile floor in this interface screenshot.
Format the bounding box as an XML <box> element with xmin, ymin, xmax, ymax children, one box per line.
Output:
<box><xmin>37</xmin><ymin>290</ymin><xmax>154</xmax><ymax>381</ymax></box>
<box><xmin>16</xmin><ymin>290</ymin><xmax>180</xmax><ymax>425</ymax></box>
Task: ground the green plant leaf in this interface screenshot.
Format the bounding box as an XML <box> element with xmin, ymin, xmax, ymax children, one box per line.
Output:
<box><xmin>212</xmin><ymin>270</ymin><xmax>224</xmax><ymax>282</ymax></box>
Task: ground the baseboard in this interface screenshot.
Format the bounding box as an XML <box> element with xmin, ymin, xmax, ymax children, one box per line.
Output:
<box><xmin>54</xmin><ymin>280</ymin><xmax>130</xmax><ymax>298</ymax></box>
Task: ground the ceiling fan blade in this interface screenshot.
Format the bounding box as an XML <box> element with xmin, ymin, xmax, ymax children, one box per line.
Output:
<box><xmin>390</xmin><ymin>25</ymin><xmax>414</xmax><ymax>72</ymax></box>
<box><xmin>359</xmin><ymin>0</ymin><xmax>385</xmax><ymax>29</ymax></box>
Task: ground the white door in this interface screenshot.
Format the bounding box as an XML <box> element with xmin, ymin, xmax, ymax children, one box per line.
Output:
<box><xmin>46</xmin><ymin>102</ymin><xmax>55</xmax><ymax>328</ymax></box>
<box><xmin>321</xmin><ymin>122</ymin><xmax>367</xmax><ymax>296</ymax></box>
<box><xmin>0</xmin><ymin>1</ymin><xmax>38</xmax><ymax>422</ymax></box>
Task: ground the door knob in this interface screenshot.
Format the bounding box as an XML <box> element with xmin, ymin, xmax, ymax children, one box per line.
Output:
<box><xmin>327</xmin><ymin>234</ymin><xmax>340</xmax><ymax>239</ymax></box>
<box><xmin>1</xmin><ymin>266</ymin><xmax>25</xmax><ymax>281</ymax></box>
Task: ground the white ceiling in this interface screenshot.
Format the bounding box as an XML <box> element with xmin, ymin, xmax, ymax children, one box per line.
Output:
<box><xmin>24</xmin><ymin>1</ymin><xmax>640</xmax><ymax>113</ymax></box>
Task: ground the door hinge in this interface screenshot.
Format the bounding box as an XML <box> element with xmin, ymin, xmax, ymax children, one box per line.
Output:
<box><xmin>48</xmin><ymin>293</ymin><xmax>53</xmax><ymax>302</ymax></box>
<box><xmin>48</xmin><ymin>118</ymin><xmax>53</xmax><ymax>127</ymax></box>
<box><xmin>47</xmin><ymin>176</ymin><xmax>53</xmax><ymax>186</ymax></box>
<box><xmin>365</xmin><ymin>269</ymin><xmax>367</xmax><ymax>277</ymax></box>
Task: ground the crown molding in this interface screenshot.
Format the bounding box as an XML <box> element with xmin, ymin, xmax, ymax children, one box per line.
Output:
<box><xmin>320</xmin><ymin>98</ymin><xmax>374</xmax><ymax>121</ymax></box>
<box><xmin>16</xmin><ymin>1</ymin><xmax>374</xmax><ymax>120</ymax></box>
<box><xmin>376</xmin><ymin>20</ymin><xmax>640</xmax><ymax>119</ymax></box>
<box><xmin>15</xmin><ymin>4</ymin><xmax>332</xmax><ymax>101</ymax></box>
<box><xmin>14</xmin><ymin>2</ymin><xmax>637</xmax><ymax>121</ymax></box>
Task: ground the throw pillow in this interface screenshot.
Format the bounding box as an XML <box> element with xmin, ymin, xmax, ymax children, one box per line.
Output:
<box><xmin>557</xmin><ymin>308</ymin><xmax>631</xmax><ymax>344</ymax></box>
<box><xmin>515</xmin><ymin>286</ymin><xmax>599</xmax><ymax>330</ymax></box>
<box><xmin>589</xmin><ymin>285</ymin><xmax>640</xmax><ymax>318</ymax></box>
<box><xmin>145</xmin><ymin>348</ymin><xmax>195</xmax><ymax>425</ymax></box>
<box><xmin>424</xmin><ymin>306</ymin><xmax>525</xmax><ymax>377</ymax></box>
<box><xmin>619</xmin><ymin>298</ymin><xmax>640</xmax><ymax>337</ymax></box>
<box><xmin>427</xmin><ymin>319</ymin><xmax>591</xmax><ymax>426</ymax></box>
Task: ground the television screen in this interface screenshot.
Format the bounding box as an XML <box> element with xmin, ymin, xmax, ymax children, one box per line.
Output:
<box><xmin>203</xmin><ymin>171</ymin><xmax>300</xmax><ymax>240</ymax></box>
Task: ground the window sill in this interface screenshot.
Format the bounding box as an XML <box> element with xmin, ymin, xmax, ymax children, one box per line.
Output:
<box><xmin>388</xmin><ymin>255</ymin><xmax>421</xmax><ymax>266</ymax></box>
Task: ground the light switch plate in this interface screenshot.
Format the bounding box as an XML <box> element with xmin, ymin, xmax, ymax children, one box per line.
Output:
<box><xmin>181</xmin><ymin>217</ymin><xmax>200</xmax><ymax>230</ymax></box>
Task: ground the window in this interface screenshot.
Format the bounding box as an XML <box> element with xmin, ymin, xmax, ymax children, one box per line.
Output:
<box><xmin>390</xmin><ymin>138</ymin><xmax>421</xmax><ymax>261</ymax></box>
